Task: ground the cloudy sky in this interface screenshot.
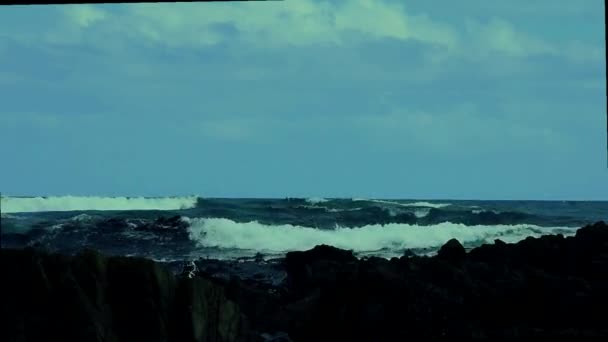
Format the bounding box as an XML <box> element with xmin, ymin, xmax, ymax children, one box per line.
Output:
<box><xmin>0</xmin><ymin>0</ymin><xmax>606</xmax><ymax>200</ymax></box>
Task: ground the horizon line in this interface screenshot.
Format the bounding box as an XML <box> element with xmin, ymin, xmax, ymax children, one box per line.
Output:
<box><xmin>1</xmin><ymin>194</ymin><xmax>607</xmax><ymax>202</ymax></box>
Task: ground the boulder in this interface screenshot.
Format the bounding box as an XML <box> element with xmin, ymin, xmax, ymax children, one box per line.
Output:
<box><xmin>437</xmin><ymin>238</ymin><xmax>466</xmax><ymax>262</ymax></box>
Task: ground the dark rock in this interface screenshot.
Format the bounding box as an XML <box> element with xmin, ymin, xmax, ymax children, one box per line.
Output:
<box><xmin>284</xmin><ymin>244</ymin><xmax>356</xmax><ymax>269</ymax></box>
<box><xmin>0</xmin><ymin>247</ymin><xmax>249</xmax><ymax>342</ymax></box>
<box><xmin>3</xmin><ymin>221</ymin><xmax>608</xmax><ymax>341</ymax></box>
<box><xmin>402</xmin><ymin>249</ymin><xmax>416</xmax><ymax>258</ymax></box>
<box><xmin>284</xmin><ymin>245</ymin><xmax>357</xmax><ymax>296</ymax></box>
<box><xmin>257</xmin><ymin>331</ymin><xmax>292</xmax><ymax>342</ymax></box>
<box><xmin>437</xmin><ymin>238</ymin><xmax>466</xmax><ymax>262</ymax></box>
<box><xmin>253</xmin><ymin>252</ymin><xmax>264</xmax><ymax>262</ymax></box>
<box><xmin>271</xmin><ymin>222</ymin><xmax>608</xmax><ymax>340</ymax></box>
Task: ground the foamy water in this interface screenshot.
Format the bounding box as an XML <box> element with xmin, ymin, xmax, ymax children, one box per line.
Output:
<box><xmin>185</xmin><ymin>217</ymin><xmax>576</xmax><ymax>258</ymax></box>
<box><xmin>1</xmin><ymin>195</ymin><xmax>199</xmax><ymax>213</ymax></box>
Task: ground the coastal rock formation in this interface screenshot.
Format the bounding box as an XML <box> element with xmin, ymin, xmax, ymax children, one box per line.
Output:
<box><xmin>0</xmin><ymin>248</ymin><xmax>249</xmax><ymax>342</ymax></box>
<box><xmin>273</xmin><ymin>221</ymin><xmax>608</xmax><ymax>340</ymax></box>
<box><xmin>2</xmin><ymin>221</ymin><xmax>607</xmax><ymax>341</ymax></box>
<box><xmin>200</xmin><ymin>222</ymin><xmax>608</xmax><ymax>340</ymax></box>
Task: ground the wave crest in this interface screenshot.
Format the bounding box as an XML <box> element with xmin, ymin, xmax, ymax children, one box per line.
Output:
<box><xmin>352</xmin><ymin>198</ymin><xmax>451</xmax><ymax>209</ymax></box>
<box><xmin>1</xmin><ymin>196</ymin><xmax>199</xmax><ymax>213</ymax></box>
<box><xmin>184</xmin><ymin>217</ymin><xmax>575</xmax><ymax>258</ymax></box>
<box><xmin>305</xmin><ymin>197</ymin><xmax>329</xmax><ymax>204</ymax></box>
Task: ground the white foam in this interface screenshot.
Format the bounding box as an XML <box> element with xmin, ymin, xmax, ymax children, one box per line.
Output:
<box><xmin>1</xmin><ymin>196</ymin><xmax>199</xmax><ymax>213</ymax></box>
<box><xmin>305</xmin><ymin>197</ymin><xmax>329</xmax><ymax>204</ymax></box>
<box><xmin>184</xmin><ymin>217</ymin><xmax>576</xmax><ymax>259</ymax></box>
<box><xmin>296</xmin><ymin>205</ymin><xmax>363</xmax><ymax>213</ymax></box>
<box><xmin>326</xmin><ymin>207</ymin><xmax>364</xmax><ymax>213</ymax></box>
<box><xmin>352</xmin><ymin>198</ymin><xmax>451</xmax><ymax>209</ymax></box>
<box><xmin>70</xmin><ymin>214</ymin><xmax>96</xmax><ymax>222</ymax></box>
<box><xmin>403</xmin><ymin>201</ymin><xmax>452</xmax><ymax>208</ymax></box>
<box><xmin>472</xmin><ymin>209</ymin><xmax>501</xmax><ymax>214</ymax></box>
<box><xmin>351</xmin><ymin>198</ymin><xmax>368</xmax><ymax>202</ymax></box>
<box><xmin>414</xmin><ymin>208</ymin><xmax>431</xmax><ymax>218</ymax></box>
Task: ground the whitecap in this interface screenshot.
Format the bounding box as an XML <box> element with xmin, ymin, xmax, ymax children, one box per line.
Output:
<box><xmin>184</xmin><ymin>217</ymin><xmax>576</xmax><ymax>259</ymax></box>
<box><xmin>305</xmin><ymin>197</ymin><xmax>329</xmax><ymax>204</ymax></box>
<box><xmin>352</xmin><ymin>198</ymin><xmax>451</xmax><ymax>209</ymax></box>
<box><xmin>1</xmin><ymin>195</ymin><xmax>199</xmax><ymax>213</ymax></box>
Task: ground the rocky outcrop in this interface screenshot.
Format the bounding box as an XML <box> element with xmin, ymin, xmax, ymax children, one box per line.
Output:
<box><xmin>0</xmin><ymin>248</ymin><xmax>249</xmax><ymax>342</ymax></box>
<box><xmin>437</xmin><ymin>238</ymin><xmax>467</xmax><ymax>262</ymax></box>
<box><xmin>273</xmin><ymin>221</ymin><xmax>608</xmax><ymax>340</ymax></box>
<box><xmin>197</xmin><ymin>222</ymin><xmax>608</xmax><ymax>340</ymax></box>
<box><xmin>3</xmin><ymin>222</ymin><xmax>608</xmax><ymax>341</ymax></box>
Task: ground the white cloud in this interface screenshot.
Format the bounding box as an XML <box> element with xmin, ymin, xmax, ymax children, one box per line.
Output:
<box><xmin>50</xmin><ymin>0</ymin><xmax>457</xmax><ymax>49</ymax></box>
<box><xmin>464</xmin><ymin>17</ymin><xmax>557</xmax><ymax>58</ymax></box>
<box><xmin>3</xmin><ymin>0</ymin><xmax>599</xmax><ymax>70</ymax></box>
<box><xmin>65</xmin><ymin>4</ymin><xmax>107</xmax><ymax>28</ymax></box>
<box><xmin>50</xmin><ymin>1</ymin><xmax>597</xmax><ymax>65</ymax></box>
<box><xmin>458</xmin><ymin>16</ymin><xmax>604</xmax><ymax>64</ymax></box>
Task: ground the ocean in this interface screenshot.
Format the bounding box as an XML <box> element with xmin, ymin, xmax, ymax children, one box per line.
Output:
<box><xmin>1</xmin><ymin>196</ymin><xmax>606</xmax><ymax>264</ymax></box>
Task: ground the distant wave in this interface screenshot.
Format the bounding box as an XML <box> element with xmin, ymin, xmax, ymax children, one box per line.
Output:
<box><xmin>185</xmin><ymin>217</ymin><xmax>575</xmax><ymax>259</ymax></box>
<box><xmin>305</xmin><ymin>197</ymin><xmax>329</xmax><ymax>204</ymax></box>
<box><xmin>352</xmin><ymin>198</ymin><xmax>451</xmax><ymax>209</ymax></box>
<box><xmin>413</xmin><ymin>208</ymin><xmax>431</xmax><ymax>218</ymax></box>
<box><xmin>472</xmin><ymin>209</ymin><xmax>501</xmax><ymax>214</ymax></box>
<box><xmin>1</xmin><ymin>196</ymin><xmax>199</xmax><ymax>213</ymax></box>
<box><xmin>403</xmin><ymin>201</ymin><xmax>452</xmax><ymax>208</ymax></box>
<box><xmin>69</xmin><ymin>214</ymin><xmax>97</xmax><ymax>222</ymax></box>
<box><xmin>295</xmin><ymin>205</ymin><xmax>364</xmax><ymax>213</ymax></box>
<box><xmin>326</xmin><ymin>207</ymin><xmax>364</xmax><ymax>213</ymax></box>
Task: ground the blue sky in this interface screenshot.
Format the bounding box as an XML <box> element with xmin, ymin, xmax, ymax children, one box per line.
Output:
<box><xmin>0</xmin><ymin>0</ymin><xmax>606</xmax><ymax>200</ymax></box>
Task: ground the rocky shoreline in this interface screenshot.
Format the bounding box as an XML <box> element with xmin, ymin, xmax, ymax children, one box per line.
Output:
<box><xmin>2</xmin><ymin>221</ymin><xmax>607</xmax><ymax>341</ymax></box>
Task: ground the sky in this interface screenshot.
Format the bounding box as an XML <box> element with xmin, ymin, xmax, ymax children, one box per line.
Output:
<box><xmin>0</xmin><ymin>0</ymin><xmax>606</xmax><ymax>200</ymax></box>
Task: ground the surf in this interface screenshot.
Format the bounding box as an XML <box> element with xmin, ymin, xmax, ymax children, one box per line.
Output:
<box><xmin>1</xmin><ymin>195</ymin><xmax>199</xmax><ymax>213</ymax></box>
<box><xmin>185</xmin><ymin>217</ymin><xmax>576</xmax><ymax>259</ymax></box>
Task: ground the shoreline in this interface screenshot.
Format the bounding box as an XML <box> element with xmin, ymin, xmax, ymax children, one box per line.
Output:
<box><xmin>2</xmin><ymin>221</ymin><xmax>607</xmax><ymax>341</ymax></box>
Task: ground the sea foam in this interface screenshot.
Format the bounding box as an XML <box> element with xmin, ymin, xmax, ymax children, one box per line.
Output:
<box><xmin>353</xmin><ymin>198</ymin><xmax>451</xmax><ymax>209</ymax></box>
<box><xmin>305</xmin><ymin>197</ymin><xmax>329</xmax><ymax>204</ymax></box>
<box><xmin>1</xmin><ymin>195</ymin><xmax>199</xmax><ymax>213</ymax></box>
<box><xmin>184</xmin><ymin>217</ymin><xmax>576</xmax><ymax>258</ymax></box>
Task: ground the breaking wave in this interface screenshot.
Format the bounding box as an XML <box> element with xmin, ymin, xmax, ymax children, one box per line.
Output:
<box><xmin>402</xmin><ymin>201</ymin><xmax>452</xmax><ymax>208</ymax></box>
<box><xmin>185</xmin><ymin>217</ymin><xmax>576</xmax><ymax>258</ymax></box>
<box><xmin>413</xmin><ymin>208</ymin><xmax>431</xmax><ymax>218</ymax></box>
<box><xmin>1</xmin><ymin>195</ymin><xmax>199</xmax><ymax>213</ymax></box>
<box><xmin>353</xmin><ymin>198</ymin><xmax>451</xmax><ymax>209</ymax></box>
<box><xmin>305</xmin><ymin>197</ymin><xmax>329</xmax><ymax>204</ymax></box>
